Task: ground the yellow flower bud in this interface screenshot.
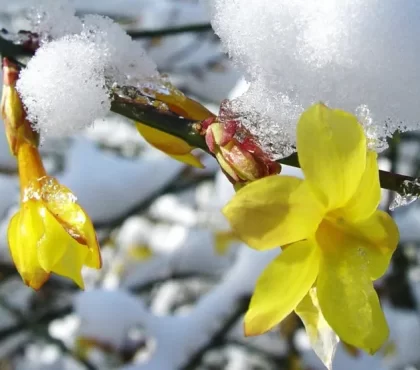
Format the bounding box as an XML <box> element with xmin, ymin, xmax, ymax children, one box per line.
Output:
<box><xmin>8</xmin><ymin>142</ymin><xmax>101</xmax><ymax>290</ymax></box>
<box><xmin>1</xmin><ymin>58</ymin><xmax>38</xmax><ymax>155</ymax></box>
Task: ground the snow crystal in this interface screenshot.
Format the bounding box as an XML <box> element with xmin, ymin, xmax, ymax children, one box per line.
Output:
<box><xmin>16</xmin><ymin>36</ymin><xmax>110</xmax><ymax>137</ymax></box>
<box><xmin>209</xmin><ymin>0</ymin><xmax>420</xmax><ymax>157</ymax></box>
<box><xmin>389</xmin><ymin>178</ymin><xmax>420</xmax><ymax>211</ymax></box>
<box><xmin>26</xmin><ymin>0</ymin><xmax>82</xmax><ymax>40</ymax></box>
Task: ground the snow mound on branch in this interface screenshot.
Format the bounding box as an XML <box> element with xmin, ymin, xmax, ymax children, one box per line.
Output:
<box><xmin>17</xmin><ymin>0</ymin><xmax>158</xmax><ymax>137</ymax></box>
<box><xmin>209</xmin><ymin>0</ymin><xmax>420</xmax><ymax>157</ymax></box>
<box><xmin>17</xmin><ymin>36</ymin><xmax>110</xmax><ymax>137</ymax></box>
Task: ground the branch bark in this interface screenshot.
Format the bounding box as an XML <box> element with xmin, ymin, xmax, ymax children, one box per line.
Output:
<box><xmin>0</xmin><ymin>34</ymin><xmax>418</xmax><ymax>197</ymax></box>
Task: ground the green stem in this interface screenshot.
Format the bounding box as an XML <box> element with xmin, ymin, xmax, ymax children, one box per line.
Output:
<box><xmin>0</xmin><ymin>34</ymin><xmax>418</xmax><ymax>197</ymax></box>
<box><xmin>111</xmin><ymin>94</ymin><xmax>207</xmax><ymax>149</ymax></box>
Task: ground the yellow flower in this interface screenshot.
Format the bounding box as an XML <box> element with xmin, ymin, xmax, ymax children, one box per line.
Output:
<box><xmin>223</xmin><ymin>103</ymin><xmax>399</xmax><ymax>353</ymax></box>
<box><xmin>8</xmin><ymin>141</ymin><xmax>101</xmax><ymax>290</ymax></box>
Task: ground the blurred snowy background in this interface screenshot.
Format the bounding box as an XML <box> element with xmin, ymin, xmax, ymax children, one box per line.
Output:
<box><xmin>0</xmin><ymin>1</ymin><xmax>419</xmax><ymax>370</ymax></box>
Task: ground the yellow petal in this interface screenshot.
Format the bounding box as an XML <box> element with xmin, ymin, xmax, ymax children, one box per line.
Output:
<box><xmin>297</xmin><ymin>103</ymin><xmax>366</xmax><ymax>210</ymax></box>
<box><xmin>155</xmin><ymin>92</ymin><xmax>215</xmax><ymax>121</ymax></box>
<box><xmin>316</xmin><ymin>223</ymin><xmax>389</xmax><ymax>353</ymax></box>
<box><xmin>244</xmin><ymin>240</ymin><xmax>320</xmax><ymax>336</ymax></box>
<box><xmin>37</xmin><ymin>206</ymin><xmax>88</xmax><ymax>289</ymax></box>
<box><xmin>38</xmin><ymin>177</ymin><xmax>101</xmax><ymax>269</ymax></box>
<box><xmin>214</xmin><ymin>230</ymin><xmax>238</xmax><ymax>255</ymax></box>
<box><xmin>50</xmin><ymin>241</ymin><xmax>88</xmax><ymax>289</ymax></box>
<box><xmin>168</xmin><ymin>152</ymin><xmax>204</xmax><ymax>169</ymax></box>
<box><xmin>80</xmin><ymin>212</ymin><xmax>102</xmax><ymax>269</ymax></box>
<box><xmin>136</xmin><ymin>121</ymin><xmax>191</xmax><ymax>154</ymax></box>
<box><xmin>136</xmin><ymin>122</ymin><xmax>204</xmax><ymax>168</ymax></box>
<box><xmin>352</xmin><ymin>210</ymin><xmax>399</xmax><ymax>280</ymax></box>
<box><xmin>223</xmin><ymin>176</ymin><xmax>325</xmax><ymax>250</ymax></box>
<box><xmin>341</xmin><ymin>151</ymin><xmax>381</xmax><ymax>222</ymax></box>
<box><xmin>295</xmin><ymin>288</ymin><xmax>339</xmax><ymax>370</ymax></box>
<box><xmin>7</xmin><ymin>201</ymin><xmax>50</xmax><ymax>290</ymax></box>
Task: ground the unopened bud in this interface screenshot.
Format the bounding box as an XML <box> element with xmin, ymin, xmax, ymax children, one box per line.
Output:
<box><xmin>204</xmin><ymin>119</ymin><xmax>280</xmax><ymax>184</ymax></box>
<box><xmin>1</xmin><ymin>58</ymin><xmax>38</xmax><ymax>155</ymax></box>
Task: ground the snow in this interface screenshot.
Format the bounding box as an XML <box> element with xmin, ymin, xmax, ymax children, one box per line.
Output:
<box><xmin>76</xmin><ymin>247</ymin><xmax>278</xmax><ymax>370</ymax></box>
<box><xmin>80</xmin><ymin>15</ymin><xmax>158</xmax><ymax>84</ymax></box>
<box><xmin>17</xmin><ymin>36</ymin><xmax>110</xmax><ymax>137</ymax></box>
<box><xmin>17</xmin><ymin>2</ymin><xmax>158</xmax><ymax>138</ymax></box>
<box><xmin>209</xmin><ymin>0</ymin><xmax>420</xmax><ymax>157</ymax></box>
<box><xmin>27</xmin><ymin>0</ymin><xmax>82</xmax><ymax>40</ymax></box>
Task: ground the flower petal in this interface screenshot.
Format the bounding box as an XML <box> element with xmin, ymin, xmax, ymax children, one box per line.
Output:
<box><xmin>316</xmin><ymin>223</ymin><xmax>389</xmax><ymax>353</ymax></box>
<box><xmin>168</xmin><ymin>152</ymin><xmax>204</xmax><ymax>169</ymax></box>
<box><xmin>38</xmin><ymin>177</ymin><xmax>101</xmax><ymax>269</ymax></box>
<box><xmin>214</xmin><ymin>230</ymin><xmax>238</xmax><ymax>255</ymax></box>
<box><xmin>37</xmin><ymin>206</ymin><xmax>88</xmax><ymax>289</ymax></box>
<box><xmin>81</xmin><ymin>213</ymin><xmax>102</xmax><ymax>270</ymax></box>
<box><xmin>50</xmin><ymin>241</ymin><xmax>88</xmax><ymax>289</ymax></box>
<box><xmin>297</xmin><ymin>103</ymin><xmax>366</xmax><ymax>210</ymax></box>
<box><xmin>353</xmin><ymin>210</ymin><xmax>399</xmax><ymax>280</ymax></box>
<box><xmin>223</xmin><ymin>176</ymin><xmax>325</xmax><ymax>250</ymax></box>
<box><xmin>7</xmin><ymin>201</ymin><xmax>50</xmax><ymax>290</ymax></box>
<box><xmin>341</xmin><ymin>151</ymin><xmax>381</xmax><ymax>222</ymax></box>
<box><xmin>245</xmin><ymin>240</ymin><xmax>320</xmax><ymax>335</ymax></box>
<box><xmin>155</xmin><ymin>91</ymin><xmax>214</xmax><ymax>121</ymax></box>
<box><xmin>295</xmin><ymin>288</ymin><xmax>339</xmax><ymax>370</ymax></box>
<box><xmin>136</xmin><ymin>122</ymin><xmax>204</xmax><ymax>168</ymax></box>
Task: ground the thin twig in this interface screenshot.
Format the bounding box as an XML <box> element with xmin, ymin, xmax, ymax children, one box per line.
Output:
<box><xmin>127</xmin><ymin>24</ymin><xmax>213</xmax><ymax>39</ymax></box>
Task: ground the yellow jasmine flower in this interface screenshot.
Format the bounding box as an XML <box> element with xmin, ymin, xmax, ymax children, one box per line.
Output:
<box><xmin>8</xmin><ymin>141</ymin><xmax>101</xmax><ymax>290</ymax></box>
<box><xmin>223</xmin><ymin>103</ymin><xmax>399</xmax><ymax>354</ymax></box>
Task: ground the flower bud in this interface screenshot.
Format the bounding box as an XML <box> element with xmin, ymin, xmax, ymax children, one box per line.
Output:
<box><xmin>1</xmin><ymin>58</ymin><xmax>38</xmax><ymax>155</ymax></box>
<box><xmin>8</xmin><ymin>141</ymin><xmax>101</xmax><ymax>290</ymax></box>
<box><xmin>204</xmin><ymin>119</ymin><xmax>280</xmax><ymax>184</ymax></box>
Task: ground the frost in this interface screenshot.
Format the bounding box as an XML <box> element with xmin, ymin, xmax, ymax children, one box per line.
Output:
<box><xmin>209</xmin><ymin>0</ymin><xmax>420</xmax><ymax>158</ymax></box>
<box><xmin>26</xmin><ymin>0</ymin><xmax>82</xmax><ymax>40</ymax></box>
<box><xmin>389</xmin><ymin>178</ymin><xmax>420</xmax><ymax>211</ymax></box>
<box><xmin>16</xmin><ymin>2</ymin><xmax>159</xmax><ymax>137</ymax></box>
<box><xmin>16</xmin><ymin>36</ymin><xmax>110</xmax><ymax>137</ymax></box>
